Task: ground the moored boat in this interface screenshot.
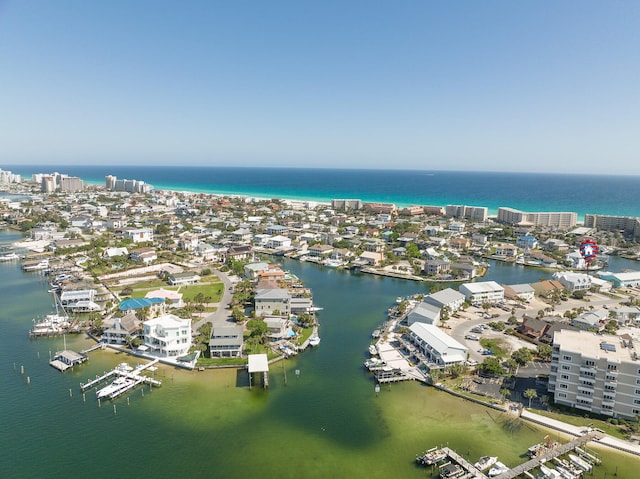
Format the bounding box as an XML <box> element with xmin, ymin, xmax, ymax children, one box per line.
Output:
<box><xmin>368</xmin><ymin>344</ymin><xmax>378</xmax><ymax>355</ymax></box>
<box><xmin>568</xmin><ymin>453</ymin><xmax>591</xmax><ymax>472</ymax></box>
<box><xmin>474</xmin><ymin>456</ymin><xmax>498</xmax><ymax>471</ymax></box>
<box><xmin>439</xmin><ymin>463</ymin><xmax>464</xmax><ymax>478</ymax></box>
<box><xmin>488</xmin><ymin>461</ymin><xmax>509</xmax><ymax>477</ymax></box>
<box><xmin>96</xmin><ymin>377</ymin><xmax>135</xmax><ymax>399</ymax></box>
<box><xmin>308</xmin><ymin>335</ymin><xmax>320</xmax><ymax>347</ymax></box>
<box><xmin>416</xmin><ymin>447</ymin><xmax>447</xmax><ymax>466</ymax></box>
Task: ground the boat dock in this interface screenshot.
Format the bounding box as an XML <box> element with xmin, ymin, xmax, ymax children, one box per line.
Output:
<box><xmin>49</xmin><ymin>350</ymin><xmax>88</xmax><ymax>372</ymax></box>
<box><xmin>493</xmin><ymin>431</ymin><xmax>603</xmax><ymax>479</ymax></box>
<box><xmin>419</xmin><ymin>431</ymin><xmax>603</xmax><ymax>479</ymax></box>
<box><xmin>80</xmin><ymin>359</ymin><xmax>161</xmax><ymax>399</ymax></box>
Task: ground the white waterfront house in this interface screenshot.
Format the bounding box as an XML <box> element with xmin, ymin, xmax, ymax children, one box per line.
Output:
<box><xmin>254</xmin><ymin>288</ymin><xmax>291</xmax><ymax>316</ymax></box>
<box><xmin>553</xmin><ymin>272</ymin><xmax>591</xmax><ymax>293</ymax></box>
<box><xmin>458</xmin><ymin>281</ymin><xmax>505</xmax><ymax>305</ymax></box>
<box><xmin>141</xmin><ymin>314</ymin><xmax>192</xmax><ymax>358</ymax></box>
<box><xmin>408</xmin><ymin>323</ymin><xmax>468</xmax><ymax>368</ymax></box>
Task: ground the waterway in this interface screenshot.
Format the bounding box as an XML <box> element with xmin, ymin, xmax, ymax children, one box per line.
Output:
<box><xmin>1</xmin><ymin>230</ymin><xmax>638</xmax><ymax>478</ymax></box>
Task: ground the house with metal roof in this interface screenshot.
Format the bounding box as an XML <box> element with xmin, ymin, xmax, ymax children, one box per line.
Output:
<box><xmin>408</xmin><ymin>323</ymin><xmax>467</xmax><ymax>368</ymax></box>
<box><xmin>255</xmin><ymin>288</ymin><xmax>291</xmax><ymax>316</ymax></box>
<box><xmin>406</xmin><ymin>302</ymin><xmax>441</xmax><ymax>326</ymax></box>
<box><xmin>209</xmin><ymin>326</ymin><xmax>243</xmax><ymax>358</ymax></box>
<box><xmin>423</xmin><ymin>288</ymin><xmax>466</xmax><ymax>312</ymax></box>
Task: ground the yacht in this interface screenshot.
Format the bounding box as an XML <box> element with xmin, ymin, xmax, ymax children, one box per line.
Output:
<box><xmin>96</xmin><ymin>377</ymin><xmax>135</xmax><ymax>399</ymax></box>
<box><xmin>308</xmin><ymin>335</ymin><xmax>321</xmax><ymax>347</ymax></box>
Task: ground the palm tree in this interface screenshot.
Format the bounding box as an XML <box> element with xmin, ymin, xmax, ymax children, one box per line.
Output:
<box><xmin>523</xmin><ymin>388</ymin><xmax>538</xmax><ymax>408</ymax></box>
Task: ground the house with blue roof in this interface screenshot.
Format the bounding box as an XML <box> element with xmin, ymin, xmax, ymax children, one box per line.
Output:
<box><xmin>119</xmin><ymin>297</ymin><xmax>165</xmax><ymax>313</ymax></box>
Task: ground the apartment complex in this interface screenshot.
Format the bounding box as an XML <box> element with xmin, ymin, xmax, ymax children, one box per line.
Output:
<box><xmin>549</xmin><ymin>330</ymin><xmax>640</xmax><ymax>420</ymax></box>
<box><xmin>584</xmin><ymin>214</ymin><xmax>640</xmax><ymax>241</ymax></box>
<box><xmin>445</xmin><ymin>204</ymin><xmax>488</xmax><ymax>222</ymax></box>
<box><xmin>497</xmin><ymin>207</ymin><xmax>577</xmax><ymax>229</ymax></box>
<box><xmin>105</xmin><ymin>175</ymin><xmax>153</xmax><ymax>194</ymax></box>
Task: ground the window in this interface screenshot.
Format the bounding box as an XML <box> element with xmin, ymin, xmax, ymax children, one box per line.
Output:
<box><xmin>607</xmin><ymin>364</ymin><xmax>618</xmax><ymax>371</ymax></box>
<box><xmin>605</xmin><ymin>385</ymin><xmax>616</xmax><ymax>391</ymax></box>
<box><xmin>559</xmin><ymin>383</ymin><xmax>568</xmax><ymax>389</ymax></box>
<box><xmin>561</xmin><ymin>374</ymin><xmax>569</xmax><ymax>380</ymax></box>
<box><xmin>558</xmin><ymin>392</ymin><xmax>567</xmax><ymax>398</ymax></box>
<box><xmin>635</xmin><ymin>399</ymin><xmax>640</xmax><ymax>405</ymax></box>
<box><xmin>634</xmin><ymin>409</ymin><xmax>640</xmax><ymax>415</ymax></box>
<box><xmin>604</xmin><ymin>394</ymin><xmax>614</xmax><ymax>401</ymax></box>
<box><xmin>563</xmin><ymin>355</ymin><xmax>572</xmax><ymax>361</ymax></box>
<box><xmin>602</xmin><ymin>404</ymin><xmax>613</xmax><ymax>410</ymax></box>
<box><xmin>584</xmin><ymin>360</ymin><xmax>596</xmax><ymax>366</ymax></box>
<box><xmin>561</xmin><ymin>365</ymin><xmax>571</xmax><ymax>371</ymax></box>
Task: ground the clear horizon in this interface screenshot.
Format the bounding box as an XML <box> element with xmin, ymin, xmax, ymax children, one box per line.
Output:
<box><xmin>1</xmin><ymin>1</ymin><xmax>639</xmax><ymax>175</ymax></box>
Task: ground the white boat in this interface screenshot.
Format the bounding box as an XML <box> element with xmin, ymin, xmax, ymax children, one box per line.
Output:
<box><xmin>30</xmin><ymin>313</ymin><xmax>71</xmax><ymax>336</ymax></box>
<box><xmin>568</xmin><ymin>453</ymin><xmax>591</xmax><ymax>472</ymax></box>
<box><xmin>22</xmin><ymin>259</ymin><xmax>49</xmax><ymax>271</ymax></box>
<box><xmin>554</xmin><ymin>464</ymin><xmax>577</xmax><ymax>479</ymax></box>
<box><xmin>474</xmin><ymin>456</ymin><xmax>498</xmax><ymax>471</ymax></box>
<box><xmin>488</xmin><ymin>461</ymin><xmax>509</xmax><ymax>477</ymax></box>
<box><xmin>308</xmin><ymin>335</ymin><xmax>321</xmax><ymax>347</ymax></box>
<box><xmin>0</xmin><ymin>252</ymin><xmax>19</xmax><ymax>261</ymax></box>
<box><xmin>96</xmin><ymin>377</ymin><xmax>135</xmax><ymax>399</ymax></box>
<box><xmin>540</xmin><ymin>465</ymin><xmax>562</xmax><ymax>479</ymax></box>
<box><xmin>116</xmin><ymin>362</ymin><xmax>134</xmax><ymax>373</ymax></box>
<box><xmin>368</xmin><ymin>344</ymin><xmax>378</xmax><ymax>355</ymax></box>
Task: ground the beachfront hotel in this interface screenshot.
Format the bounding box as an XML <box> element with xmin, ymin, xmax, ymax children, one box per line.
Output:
<box><xmin>548</xmin><ymin>330</ymin><xmax>640</xmax><ymax>420</ymax></box>
<box><xmin>497</xmin><ymin>207</ymin><xmax>577</xmax><ymax>229</ymax></box>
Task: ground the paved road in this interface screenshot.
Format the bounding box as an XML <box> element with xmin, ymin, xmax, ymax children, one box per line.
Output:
<box><xmin>192</xmin><ymin>269</ymin><xmax>236</xmax><ymax>331</ymax></box>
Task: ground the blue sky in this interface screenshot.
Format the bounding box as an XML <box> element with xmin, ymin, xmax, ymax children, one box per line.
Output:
<box><xmin>1</xmin><ymin>1</ymin><xmax>639</xmax><ymax>174</ymax></box>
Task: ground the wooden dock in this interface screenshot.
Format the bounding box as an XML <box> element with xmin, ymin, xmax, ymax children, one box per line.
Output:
<box><xmin>80</xmin><ymin>359</ymin><xmax>161</xmax><ymax>398</ymax></box>
<box><xmin>493</xmin><ymin>431</ymin><xmax>603</xmax><ymax>479</ymax></box>
<box><xmin>423</xmin><ymin>432</ymin><xmax>603</xmax><ymax>479</ymax></box>
<box><xmin>440</xmin><ymin>448</ymin><xmax>487</xmax><ymax>478</ymax></box>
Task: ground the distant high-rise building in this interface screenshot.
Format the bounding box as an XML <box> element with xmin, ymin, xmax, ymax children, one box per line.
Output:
<box><xmin>497</xmin><ymin>207</ymin><xmax>577</xmax><ymax>230</ymax></box>
<box><xmin>445</xmin><ymin>205</ymin><xmax>488</xmax><ymax>222</ymax></box>
<box><xmin>584</xmin><ymin>214</ymin><xmax>640</xmax><ymax>241</ymax></box>
<box><xmin>106</xmin><ymin>175</ymin><xmax>153</xmax><ymax>193</ymax></box>
<box><xmin>60</xmin><ymin>176</ymin><xmax>84</xmax><ymax>192</ymax></box>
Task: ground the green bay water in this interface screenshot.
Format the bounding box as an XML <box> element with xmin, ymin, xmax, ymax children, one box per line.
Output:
<box><xmin>1</xmin><ymin>232</ymin><xmax>639</xmax><ymax>478</ymax></box>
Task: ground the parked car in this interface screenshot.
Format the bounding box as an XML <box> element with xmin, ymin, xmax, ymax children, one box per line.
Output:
<box><xmin>465</xmin><ymin>334</ymin><xmax>479</xmax><ymax>341</ymax></box>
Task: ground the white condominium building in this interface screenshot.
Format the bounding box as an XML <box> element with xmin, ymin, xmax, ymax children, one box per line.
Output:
<box><xmin>549</xmin><ymin>330</ymin><xmax>640</xmax><ymax>420</ymax></box>
<box><xmin>459</xmin><ymin>281</ymin><xmax>505</xmax><ymax>305</ymax></box>
<box><xmin>497</xmin><ymin>207</ymin><xmax>577</xmax><ymax>230</ymax></box>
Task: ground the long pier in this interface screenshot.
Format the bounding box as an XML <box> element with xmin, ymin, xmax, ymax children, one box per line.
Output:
<box><xmin>425</xmin><ymin>431</ymin><xmax>603</xmax><ymax>479</ymax></box>
<box><xmin>493</xmin><ymin>431</ymin><xmax>603</xmax><ymax>479</ymax></box>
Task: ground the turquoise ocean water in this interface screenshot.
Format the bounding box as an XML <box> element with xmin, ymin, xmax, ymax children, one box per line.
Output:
<box><xmin>7</xmin><ymin>165</ymin><xmax>640</xmax><ymax>218</ymax></box>
<box><xmin>2</xmin><ymin>165</ymin><xmax>640</xmax><ymax>477</ymax></box>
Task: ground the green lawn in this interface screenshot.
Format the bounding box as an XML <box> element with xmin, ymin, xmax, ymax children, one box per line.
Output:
<box><xmin>479</xmin><ymin>338</ymin><xmax>511</xmax><ymax>358</ymax></box>
<box><xmin>529</xmin><ymin>409</ymin><xmax>629</xmax><ymax>440</ymax></box>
